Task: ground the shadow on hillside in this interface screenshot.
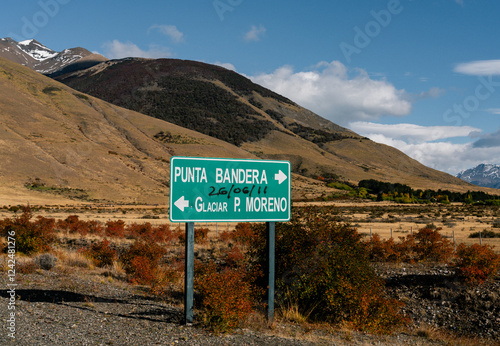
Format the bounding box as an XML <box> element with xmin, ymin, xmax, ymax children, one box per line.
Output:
<box><xmin>0</xmin><ymin>289</ymin><xmax>182</xmax><ymax>323</ymax></box>
<box><xmin>1</xmin><ymin>289</ymin><xmax>124</xmax><ymax>304</ymax></box>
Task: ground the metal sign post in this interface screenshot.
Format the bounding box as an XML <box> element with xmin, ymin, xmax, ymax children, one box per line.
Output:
<box><xmin>184</xmin><ymin>222</ymin><xmax>194</xmax><ymax>324</ymax></box>
<box><xmin>266</xmin><ymin>222</ymin><xmax>275</xmax><ymax>324</ymax></box>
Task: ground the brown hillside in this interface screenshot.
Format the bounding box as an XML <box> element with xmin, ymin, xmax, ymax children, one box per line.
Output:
<box><xmin>0</xmin><ymin>57</ymin><xmax>257</xmax><ymax>204</ymax></box>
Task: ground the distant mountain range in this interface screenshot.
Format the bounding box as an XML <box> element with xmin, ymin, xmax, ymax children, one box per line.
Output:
<box><xmin>0</xmin><ymin>39</ymin><xmax>496</xmax><ymax>203</ymax></box>
<box><xmin>457</xmin><ymin>164</ymin><xmax>500</xmax><ymax>189</ymax></box>
<box><xmin>0</xmin><ymin>38</ymin><xmax>107</xmax><ymax>75</ymax></box>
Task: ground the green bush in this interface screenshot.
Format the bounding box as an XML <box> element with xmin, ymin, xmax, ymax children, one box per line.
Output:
<box><xmin>469</xmin><ymin>230</ymin><xmax>500</xmax><ymax>238</ymax></box>
<box><xmin>248</xmin><ymin>207</ymin><xmax>408</xmax><ymax>334</ymax></box>
<box><xmin>42</xmin><ymin>86</ymin><xmax>61</xmax><ymax>95</ymax></box>
<box><xmin>327</xmin><ymin>181</ymin><xmax>353</xmax><ymax>191</ymax></box>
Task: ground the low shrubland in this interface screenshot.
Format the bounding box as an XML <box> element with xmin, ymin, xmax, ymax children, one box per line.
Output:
<box><xmin>1</xmin><ymin>205</ymin><xmax>499</xmax><ymax>336</ymax></box>
<box><xmin>245</xmin><ymin>208</ymin><xmax>409</xmax><ymax>334</ymax></box>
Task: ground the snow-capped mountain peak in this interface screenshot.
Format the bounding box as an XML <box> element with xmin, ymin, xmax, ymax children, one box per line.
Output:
<box><xmin>18</xmin><ymin>39</ymin><xmax>34</xmax><ymax>45</ymax></box>
<box><xmin>0</xmin><ymin>38</ymin><xmax>107</xmax><ymax>75</ymax></box>
<box><xmin>457</xmin><ymin>163</ymin><xmax>500</xmax><ymax>189</ymax></box>
<box><xmin>16</xmin><ymin>39</ymin><xmax>58</xmax><ymax>61</ymax></box>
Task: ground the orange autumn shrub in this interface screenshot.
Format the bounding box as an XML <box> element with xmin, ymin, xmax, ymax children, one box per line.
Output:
<box><xmin>177</xmin><ymin>227</ymin><xmax>209</xmax><ymax>244</ymax></box>
<box><xmin>58</xmin><ymin>216</ymin><xmax>104</xmax><ymax>236</ymax></box>
<box><xmin>0</xmin><ymin>207</ymin><xmax>56</xmax><ymax>255</ymax></box>
<box><xmin>232</xmin><ymin>222</ymin><xmax>258</xmax><ymax>246</ymax></box>
<box><xmin>85</xmin><ymin>239</ymin><xmax>117</xmax><ymax>267</ymax></box>
<box><xmin>224</xmin><ymin>246</ymin><xmax>246</xmax><ymax>268</ymax></box>
<box><xmin>86</xmin><ymin>220</ymin><xmax>104</xmax><ymax>235</ymax></box>
<box><xmin>195</xmin><ymin>227</ymin><xmax>209</xmax><ymax>244</ymax></box>
<box><xmin>414</xmin><ymin>228</ymin><xmax>454</xmax><ymax>262</ymax></box>
<box><xmin>126</xmin><ymin>222</ymin><xmax>153</xmax><ymax>239</ymax></box>
<box><xmin>153</xmin><ymin>224</ymin><xmax>175</xmax><ymax>243</ymax></box>
<box><xmin>218</xmin><ymin>230</ymin><xmax>232</xmax><ymax>243</ymax></box>
<box><xmin>105</xmin><ymin>220</ymin><xmax>126</xmax><ymax>238</ymax></box>
<box><xmin>120</xmin><ymin>241</ymin><xmax>166</xmax><ymax>285</ymax></box>
<box><xmin>57</xmin><ymin>215</ymin><xmax>89</xmax><ymax>236</ymax></box>
<box><xmin>218</xmin><ymin>223</ymin><xmax>258</xmax><ymax>246</ymax></box>
<box><xmin>367</xmin><ymin>234</ymin><xmax>399</xmax><ymax>262</ymax></box>
<box><xmin>455</xmin><ymin>243</ymin><xmax>500</xmax><ymax>286</ymax></box>
<box><xmin>365</xmin><ymin>228</ymin><xmax>453</xmax><ymax>264</ymax></box>
<box><xmin>195</xmin><ymin>261</ymin><xmax>254</xmax><ymax>333</ymax></box>
<box><xmin>127</xmin><ymin>222</ymin><xmax>175</xmax><ymax>243</ymax></box>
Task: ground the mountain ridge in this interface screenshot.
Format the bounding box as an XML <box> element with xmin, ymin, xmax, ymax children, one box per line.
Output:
<box><xmin>0</xmin><ymin>38</ymin><xmax>107</xmax><ymax>75</ymax></box>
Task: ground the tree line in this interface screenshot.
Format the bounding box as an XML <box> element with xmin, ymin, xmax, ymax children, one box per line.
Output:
<box><xmin>358</xmin><ymin>179</ymin><xmax>500</xmax><ymax>205</ymax></box>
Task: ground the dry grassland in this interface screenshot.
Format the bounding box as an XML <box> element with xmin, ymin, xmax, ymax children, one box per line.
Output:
<box><xmin>2</xmin><ymin>200</ymin><xmax>499</xmax><ymax>252</ymax></box>
<box><xmin>296</xmin><ymin>201</ymin><xmax>500</xmax><ymax>252</ymax></box>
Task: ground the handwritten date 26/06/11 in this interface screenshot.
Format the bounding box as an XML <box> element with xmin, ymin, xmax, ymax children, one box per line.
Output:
<box><xmin>208</xmin><ymin>184</ymin><xmax>268</xmax><ymax>199</ymax></box>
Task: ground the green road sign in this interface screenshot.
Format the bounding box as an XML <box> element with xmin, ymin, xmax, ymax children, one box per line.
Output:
<box><xmin>169</xmin><ymin>157</ymin><xmax>291</xmax><ymax>222</ymax></box>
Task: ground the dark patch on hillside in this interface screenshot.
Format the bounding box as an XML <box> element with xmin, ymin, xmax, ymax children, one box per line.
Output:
<box><xmin>287</xmin><ymin>122</ymin><xmax>357</xmax><ymax>144</ymax></box>
<box><xmin>55</xmin><ymin>58</ymin><xmax>294</xmax><ymax>145</ymax></box>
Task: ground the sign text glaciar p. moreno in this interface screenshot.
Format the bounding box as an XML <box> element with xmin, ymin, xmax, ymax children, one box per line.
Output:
<box><xmin>169</xmin><ymin>157</ymin><xmax>291</xmax><ymax>222</ymax></box>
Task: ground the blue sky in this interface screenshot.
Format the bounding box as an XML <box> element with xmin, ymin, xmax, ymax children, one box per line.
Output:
<box><xmin>3</xmin><ymin>0</ymin><xmax>500</xmax><ymax>174</ymax></box>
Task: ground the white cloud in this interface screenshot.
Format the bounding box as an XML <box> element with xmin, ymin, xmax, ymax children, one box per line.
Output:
<box><xmin>349</xmin><ymin>122</ymin><xmax>480</xmax><ymax>144</ymax></box>
<box><xmin>454</xmin><ymin>60</ymin><xmax>500</xmax><ymax>76</ymax></box>
<box><xmin>102</xmin><ymin>40</ymin><xmax>172</xmax><ymax>59</ymax></box>
<box><xmin>250</xmin><ymin>61</ymin><xmax>411</xmax><ymax>125</ymax></box>
<box><xmin>149</xmin><ymin>25</ymin><xmax>184</xmax><ymax>43</ymax></box>
<box><xmin>417</xmin><ymin>87</ymin><xmax>445</xmax><ymax>99</ymax></box>
<box><xmin>384</xmin><ymin>139</ymin><xmax>500</xmax><ymax>175</ymax></box>
<box><xmin>244</xmin><ymin>25</ymin><xmax>266</xmax><ymax>42</ymax></box>
<box><xmin>350</xmin><ymin>122</ymin><xmax>500</xmax><ymax>174</ymax></box>
<box><xmin>455</xmin><ymin>0</ymin><xmax>464</xmax><ymax>7</ymax></box>
<box><xmin>486</xmin><ymin>108</ymin><xmax>500</xmax><ymax>114</ymax></box>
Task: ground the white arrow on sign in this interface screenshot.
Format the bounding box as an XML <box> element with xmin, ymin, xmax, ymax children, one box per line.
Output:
<box><xmin>274</xmin><ymin>170</ymin><xmax>287</xmax><ymax>185</ymax></box>
<box><xmin>174</xmin><ymin>196</ymin><xmax>190</xmax><ymax>211</ymax></box>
